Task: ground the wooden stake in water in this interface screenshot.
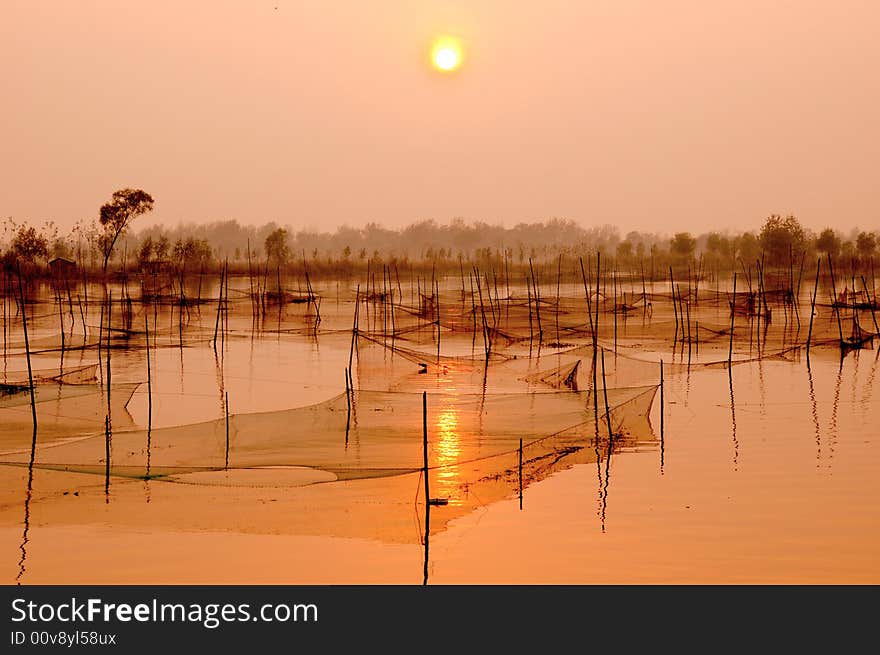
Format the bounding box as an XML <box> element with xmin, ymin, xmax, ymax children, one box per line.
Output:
<box><xmin>470</xmin><ymin>274</ymin><xmax>478</xmax><ymax>341</ymax></box>
<box><xmin>861</xmin><ymin>275</ymin><xmax>880</xmax><ymax>335</ymax></box>
<box><xmin>612</xmin><ymin>269</ymin><xmax>618</xmax><ymax>352</ymax></box>
<box><xmin>435</xmin><ymin>278</ymin><xmax>441</xmax><ymax>360</ymax></box>
<box><xmin>578</xmin><ymin>257</ymin><xmax>592</xmax><ymax>330</ymax></box>
<box><xmin>526</xmin><ymin>275</ymin><xmax>533</xmax><ymax>348</ymax></box>
<box><xmin>728</xmin><ymin>272</ymin><xmax>737</xmax><ymax>365</ymax></box>
<box><xmin>145</xmin><ymin>314</ymin><xmax>152</xmax><ymax>479</ymax></box>
<box><xmin>685</xmin><ymin>291</ymin><xmax>692</xmax><ymax>363</ymax></box>
<box><xmin>3</xmin><ymin>271</ymin><xmax>7</xmax><ymax>361</ymax></box>
<box><xmin>16</xmin><ymin>265</ymin><xmax>37</xmax><ymax>433</ymax></box>
<box><xmin>594</xmin><ymin>252</ymin><xmax>601</xmax><ymax>346</ymax></box>
<box><xmin>97</xmin><ymin>296</ymin><xmax>104</xmax><ymax>375</ymax></box>
<box><xmin>827</xmin><ymin>254</ymin><xmax>844</xmax><ymax>347</ymax></box>
<box><xmin>758</xmin><ymin>253</ymin><xmax>769</xmax><ymax>319</ymax></box>
<box><xmin>795</xmin><ymin>251</ymin><xmax>807</xmax><ymax>323</ymax></box>
<box><xmin>474</xmin><ymin>268</ymin><xmax>490</xmax><ymax>359</ymax></box>
<box><xmin>529</xmin><ymin>258</ymin><xmax>542</xmax><ymax>343</ymax></box>
<box><xmin>105</xmin><ymin>292</ymin><xmax>112</xmax><ymax>498</ymax></box>
<box><xmin>659</xmin><ymin>360</ymin><xmax>664</xmax><ymax>438</ymax></box>
<box><xmin>555</xmin><ymin>254</ymin><xmax>562</xmax><ymax>345</ymax></box>
<box><xmin>56</xmin><ymin>283</ymin><xmax>65</xmax><ymax>354</ymax></box>
<box><xmin>348</xmin><ymin>284</ymin><xmax>360</xmax><ymax>372</ymax></box>
<box><xmin>422</xmin><ymin>390</ymin><xmax>430</xmax><ymax>586</ymax></box>
<box><xmin>422</xmin><ymin>391</ymin><xmax>429</xmax><ymax>504</ymax></box>
<box><xmin>223</xmin><ymin>259</ymin><xmax>229</xmax><ymax>346</ymax></box>
<box><xmin>601</xmin><ymin>349</ymin><xmax>614</xmax><ymax>440</ymax></box>
<box><xmin>247</xmin><ymin>239</ymin><xmax>256</xmax><ymax>319</ymax></box>
<box><xmin>213</xmin><ymin>265</ymin><xmax>223</xmax><ymax>351</ymax></box>
<box><xmin>806</xmin><ymin>259</ymin><xmax>821</xmax><ymax>357</ymax></box>
<box><xmin>77</xmin><ymin>294</ymin><xmax>86</xmax><ymax>342</ymax></box>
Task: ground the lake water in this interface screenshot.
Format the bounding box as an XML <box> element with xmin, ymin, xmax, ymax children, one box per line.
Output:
<box><xmin>1</xmin><ymin>274</ymin><xmax>877</xmax><ymax>583</ymax></box>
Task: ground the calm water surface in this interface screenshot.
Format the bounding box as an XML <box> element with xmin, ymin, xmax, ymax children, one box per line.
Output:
<box><xmin>1</xmin><ymin>278</ymin><xmax>877</xmax><ymax>583</ymax></box>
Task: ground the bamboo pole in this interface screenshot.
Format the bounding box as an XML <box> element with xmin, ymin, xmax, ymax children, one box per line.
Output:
<box><xmin>806</xmin><ymin>259</ymin><xmax>820</xmax><ymax>356</ymax></box>
<box><xmin>105</xmin><ymin>291</ymin><xmax>112</xmax><ymax>498</ymax></box>
<box><xmin>56</xmin><ymin>284</ymin><xmax>65</xmax><ymax>353</ymax></box>
<box><xmin>685</xmin><ymin>291</ymin><xmax>692</xmax><ymax>363</ymax></box>
<box><xmin>659</xmin><ymin>360</ymin><xmax>664</xmax><ymax>438</ymax></box>
<box><xmin>728</xmin><ymin>272</ymin><xmax>737</xmax><ymax>365</ymax></box>
<box><xmin>601</xmin><ymin>349</ymin><xmax>613</xmax><ymax>440</ymax></box>
<box><xmin>579</xmin><ymin>257</ymin><xmax>595</xmax><ymax>345</ymax></box>
<box><xmin>16</xmin><ymin>265</ymin><xmax>37</xmax><ymax>433</ymax></box>
<box><xmin>423</xmin><ymin>391</ymin><xmax>429</xmax><ymax>502</ymax></box>
<box><xmin>348</xmin><ymin>284</ymin><xmax>360</xmax><ymax>373</ymax></box>
<box><xmin>435</xmin><ymin>278</ymin><xmax>441</xmax><ymax>360</ymax></box>
<box><xmin>145</xmin><ymin>314</ymin><xmax>152</xmax><ymax>479</ymax></box>
<box><xmin>612</xmin><ymin>268</ymin><xmax>618</xmax><ymax>352</ymax></box>
<box><xmin>3</xmin><ymin>271</ymin><xmax>7</xmax><ymax>363</ymax></box>
<box><xmin>212</xmin><ymin>264</ymin><xmax>223</xmax><ymax>351</ymax></box>
<box><xmin>555</xmin><ymin>253</ymin><xmax>562</xmax><ymax>345</ymax></box>
<box><xmin>422</xmin><ymin>390</ymin><xmax>430</xmax><ymax>586</ymax></box>
<box><xmin>861</xmin><ymin>275</ymin><xmax>880</xmax><ymax>335</ymax></box>
<box><xmin>594</xmin><ymin>255</ymin><xmax>601</xmax><ymax>408</ymax></box>
<box><xmin>470</xmin><ymin>273</ymin><xmax>477</xmax><ymax>341</ymax></box>
<box><xmin>223</xmin><ymin>259</ymin><xmax>229</xmax><ymax>345</ymax></box>
<box><xmin>529</xmin><ymin>258</ymin><xmax>542</xmax><ymax>343</ymax></box>
<box><xmin>828</xmin><ymin>254</ymin><xmax>844</xmax><ymax>346</ymax></box>
<box><xmin>474</xmin><ymin>267</ymin><xmax>490</xmax><ymax>359</ymax></box>
<box><xmin>526</xmin><ymin>275</ymin><xmax>533</xmax><ymax>348</ymax></box>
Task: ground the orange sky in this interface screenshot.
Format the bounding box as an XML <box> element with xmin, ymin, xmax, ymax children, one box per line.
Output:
<box><xmin>2</xmin><ymin>1</ymin><xmax>878</xmax><ymax>235</ymax></box>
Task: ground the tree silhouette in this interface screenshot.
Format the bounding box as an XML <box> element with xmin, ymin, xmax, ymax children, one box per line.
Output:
<box><xmin>670</xmin><ymin>232</ymin><xmax>696</xmax><ymax>260</ymax></box>
<box><xmin>856</xmin><ymin>231</ymin><xmax>876</xmax><ymax>262</ymax></box>
<box><xmin>98</xmin><ymin>188</ymin><xmax>154</xmax><ymax>272</ymax></box>
<box><xmin>11</xmin><ymin>225</ymin><xmax>49</xmax><ymax>263</ymax></box>
<box><xmin>759</xmin><ymin>214</ymin><xmax>806</xmax><ymax>265</ymax></box>
<box><xmin>264</xmin><ymin>227</ymin><xmax>290</xmax><ymax>266</ymax></box>
<box><xmin>815</xmin><ymin>228</ymin><xmax>841</xmax><ymax>260</ymax></box>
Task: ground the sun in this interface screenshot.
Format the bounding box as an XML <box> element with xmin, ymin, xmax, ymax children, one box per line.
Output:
<box><xmin>431</xmin><ymin>36</ymin><xmax>463</xmax><ymax>72</ymax></box>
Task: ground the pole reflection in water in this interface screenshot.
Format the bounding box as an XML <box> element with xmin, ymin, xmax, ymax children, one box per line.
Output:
<box><xmin>861</xmin><ymin>348</ymin><xmax>880</xmax><ymax>417</ymax></box>
<box><xmin>17</xmin><ymin>433</ymin><xmax>36</xmax><ymax>585</ymax></box>
<box><xmin>807</xmin><ymin>359</ymin><xmax>822</xmax><ymax>467</ymax></box>
<box><xmin>829</xmin><ymin>359</ymin><xmax>844</xmax><ymax>471</ymax></box>
<box><xmin>600</xmin><ymin>349</ymin><xmax>614</xmax><ymax>533</ymax></box>
<box><xmin>728</xmin><ymin>366</ymin><xmax>738</xmax><ymax>472</ymax></box>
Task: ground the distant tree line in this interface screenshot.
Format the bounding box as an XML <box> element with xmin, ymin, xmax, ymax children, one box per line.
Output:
<box><xmin>2</xmin><ymin>195</ymin><xmax>878</xmax><ymax>279</ymax></box>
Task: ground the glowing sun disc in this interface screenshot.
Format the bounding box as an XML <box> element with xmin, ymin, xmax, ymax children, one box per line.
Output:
<box><xmin>431</xmin><ymin>37</ymin><xmax>463</xmax><ymax>72</ymax></box>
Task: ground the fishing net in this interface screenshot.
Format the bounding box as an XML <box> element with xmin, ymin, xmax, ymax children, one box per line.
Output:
<box><xmin>0</xmin><ymin>383</ymin><xmax>657</xmax><ymax>539</ymax></box>
<box><xmin>0</xmin><ymin>362</ymin><xmax>98</xmax><ymax>388</ymax></box>
<box><xmin>0</xmin><ymin>382</ymin><xmax>138</xmax><ymax>449</ymax></box>
<box><xmin>520</xmin><ymin>360</ymin><xmax>581</xmax><ymax>390</ymax></box>
<box><xmin>5</xmin><ymin>270</ymin><xmax>878</xmax><ymax>547</ymax></box>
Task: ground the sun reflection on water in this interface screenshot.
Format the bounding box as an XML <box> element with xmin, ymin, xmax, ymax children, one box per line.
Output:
<box><xmin>434</xmin><ymin>405</ymin><xmax>461</xmax><ymax>504</ymax></box>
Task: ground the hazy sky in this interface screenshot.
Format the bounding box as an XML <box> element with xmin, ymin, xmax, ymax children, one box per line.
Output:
<box><xmin>2</xmin><ymin>1</ymin><xmax>878</xmax><ymax>235</ymax></box>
